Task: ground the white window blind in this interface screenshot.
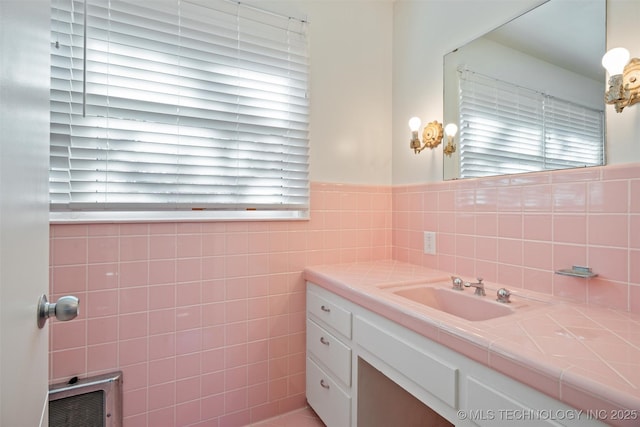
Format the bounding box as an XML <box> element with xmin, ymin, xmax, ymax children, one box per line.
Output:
<box><xmin>458</xmin><ymin>70</ymin><xmax>604</xmax><ymax>179</ymax></box>
<box><xmin>50</xmin><ymin>0</ymin><xmax>309</xmax><ymax>220</ymax></box>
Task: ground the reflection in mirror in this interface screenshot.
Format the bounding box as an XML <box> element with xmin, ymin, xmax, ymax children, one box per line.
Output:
<box><xmin>443</xmin><ymin>0</ymin><xmax>606</xmax><ymax>180</ymax></box>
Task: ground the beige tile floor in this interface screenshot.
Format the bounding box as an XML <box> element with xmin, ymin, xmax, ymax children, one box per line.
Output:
<box><xmin>248</xmin><ymin>406</ymin><xmax>325</xmax><ymax>427</ymax></box>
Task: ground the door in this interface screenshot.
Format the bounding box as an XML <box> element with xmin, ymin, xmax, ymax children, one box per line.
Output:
<box><xmin>0</xmin><ymin>1</ymin><xmax>51</xmax><ymax>426</ymax></box>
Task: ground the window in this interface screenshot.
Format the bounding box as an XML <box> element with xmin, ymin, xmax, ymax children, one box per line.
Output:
<box><xmin>458</xmin><ymin>70</ymin><xmax>604</xmax><ymax>179</ymax></box>
<box><xmin>50</xmin><ymin>0</ymin><xmax>309</xmax><ymax>221</ymax></box>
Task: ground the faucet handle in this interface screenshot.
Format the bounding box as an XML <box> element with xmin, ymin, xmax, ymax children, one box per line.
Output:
<box><xmin>451</xmin><ymin>276</ymin><xmax>464</xmax><ymax>291</ymax></box>
<box><xmin>496</xmin><ymin>288</ymin><xmax>511</xmax><ymax>303</ymax></box>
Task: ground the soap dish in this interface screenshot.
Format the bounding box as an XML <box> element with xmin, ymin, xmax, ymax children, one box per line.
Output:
<box><xmin>555</xmin><ymin>266</ymin><xmax>597</xmax><ymax>278</ymax></box>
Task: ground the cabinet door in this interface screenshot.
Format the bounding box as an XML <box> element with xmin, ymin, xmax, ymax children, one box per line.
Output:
<box><xmin>466</xmin><ymin>377</ymin><xmax>563</xmax><ymax>427</ymax></box>
<box><xmin>306</xmin><ymin>357</ymin><xmax>351</xmax><ymax>427</ymax></box>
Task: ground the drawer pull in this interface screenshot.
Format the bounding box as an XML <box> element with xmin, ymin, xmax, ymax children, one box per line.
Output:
<box><xmin>320</xmin><ymin>379</ymin><xmax>330</xmax><ymax>389</ymax></box>
<box><xmin>320</xmin><ymin>336</ymin><xmax>330</xmax><ymax>346</ymax></box>
<box><xmin>320</xmin><ymin>305</ymin><xmax>331</xmax><ymax>313</ymax></box>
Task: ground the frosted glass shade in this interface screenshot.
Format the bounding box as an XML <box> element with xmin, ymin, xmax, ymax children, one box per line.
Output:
<box><xmin>408</xmin><ymin>117</ymin><xmax>421</xmax><ymax>132</ymax></box>
<box><xmin>444</xmin><ymin>123</ymin><xmax>458</xmax><ymax>137</ymax></box>
<box><xmin>602</xmin><ymin>47</ymin><xmax>630</xmax><ymax>76</ymax></box>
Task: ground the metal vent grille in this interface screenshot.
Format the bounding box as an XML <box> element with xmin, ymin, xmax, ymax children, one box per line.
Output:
<box><xmin>50</xmin><ymin>390</ymin><xmax>104</xmax><ymax>427</ymax></box>
<box><xmin>49</xmin><ymin>372</ymin><xmax>122</xmax><ymax>427</ymax></box>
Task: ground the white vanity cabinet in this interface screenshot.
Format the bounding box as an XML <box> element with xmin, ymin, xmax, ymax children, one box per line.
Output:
<box><xmin>305</xmin><ymin>281</ymin><xmax>607</xmax><ymax>427</ymax></box>
<box><xmin>306</xmin><ymin>284</ymin><xmax>353</xmax><ymax>427</ymax></box>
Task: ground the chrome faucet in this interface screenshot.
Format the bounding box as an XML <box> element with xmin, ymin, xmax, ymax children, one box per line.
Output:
<box><xmin>451</xmin><ymin>276</ymin><xmax>464</xmax><ymax>291</ymax></box>
<box><xmin>464</xmin><ymin>278</ymin><xmax>485</xmax><ymax>296</ymax></box>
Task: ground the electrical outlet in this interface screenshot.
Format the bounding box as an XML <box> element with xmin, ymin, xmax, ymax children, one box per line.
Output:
<box><xmin>423</xmin><ymin>231</ymin><xmax>436</xmax><ymax>255</ymax></box>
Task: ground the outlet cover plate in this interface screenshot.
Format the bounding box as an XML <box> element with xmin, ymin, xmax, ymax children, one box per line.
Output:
<box><xmin>424</xmin><ymin>231</ymin><xmax>436</xmax><ymax>255</ymax></box>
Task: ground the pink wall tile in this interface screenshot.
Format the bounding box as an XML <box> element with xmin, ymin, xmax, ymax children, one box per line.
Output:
<box><xmin>86</xmin><ymin>289</ymin><xmax>118</xmax><ymax>318</ymax></box>
<box><xmin>552</xmin><ymin>243</ymin><xmax>587</xmax><ymax>278</ymax></box>
<box><xmin>149</xmin><ymin>358</ymin><xmax>176</xmax><ymax>385</ymax></box>
<box><xmin>48</xmin><ymin>185</ymin><xmax>393</xmax><ymax>425</ymax></box>
<box><xmin>53</xmin><ymin>237</ymin><xmax>87</xmax><ymax>265</ymax></box>
<box><xmin>120</xmin><ymin>261</ymin><xmax>149</xmax><ymax>288</ymax></box>
<box><xmin>523</xmin><ymin>241</ymin><xmax>552</xmax><ymax>271</ymax></box>
<box><xmin>120</xmin><ymin>236</ymin><xmax>149</xmax><ymax>261</ymax></box>
<box><xmin>589</xmin><ymin>180</ymin><xmax>629</xmax><ymax>213</ymax></box>
<box><xmin>554</xmin><ymin>214</ymin><xmax>587</xmax><ymax>244</ymax></box>
<box><xmin>87</xmin><ymin>316</ymin><xmax>118</xmax><ymax>345</ymax></box>
<box><xmin>553</xmin><ymin>182</ymin><xmax>587</xmax><ymax>212</ymax></box>
<box><xmin>631</xmin><ymin>285</ymin><xmax>640</xmax><ymax>312</ymax></box>
<box><xmin>87</xmin><ymin>343</ymin><xmax>118</xmax><ymax>372</ymax></box>
<box><xmin>587</xmin><ymin>279</ymin><xmax>629</xmax><ymax>310</ymax></box>
<box><xmin>588</xmin><ymin>246</ymin><xmax>628</xmax><ymax>283</ymax></box>
<box><xmin>523</xmin><ymin>214</ymin><xmax>551</xmax><ymax>241</ymax></box>
<box><xmin>553</xmin><ymin>275</ymin><xmax>587</xmax><ymax>304</ymax></box>
<box><xmin>498</xmin><ymin>186</ymin><xmax>522</xmax><ymax>212</ymax></box>
<box><xmin>119</xmin><ymin>312</ymin><xmax>148</xmax><ymax>340</ymax></box>
<box><xmin>393</xmin><ymin>163</ymin><xmax>640</xmax><ymax>313</ymax></box>
<box><xmin>51</xmin><ymin>347</ymin><xmax>86</xmax><ymax>379</ymax></box>
<box><xmin>497</xmin><ymin>213</ymin><xmax>522</xmax><ymax>239</ymax></box>
<box><xmin>522</xmin><ymin>184</ymin><xmax>552</xmax><ymax>212</ymax></box>
<box><xmin>150</xmin><ymin>235</ymin><xmax>177</xmax><ymax>259</ymax></box>
<box><xmin>588</xmin><ymin>214</ymin><xmax>628</xmax><ymax>247</ymax></box>
<box><xmin>148</xmin><ymin>382</ymin><xmax>175</xmax><ymax>412</ymax></box>
<box><xmin>120</xmin><ymin>287</ymin><xmax>149</xmax><ymax>314</ymax></box>
<box><xmin>52</xmin><ymin>265</ymin><xmax>87</xmax><ymax>294</ymax></box>
<box><xmin>475</xmin><ymin>213</ymin><xmax>497</xmax><ymax>236</ymax></box>
<box><xmin>88</xmin><ymin>236</ymin><xmax>118</xmax><ymax>263</ymax></box>
<box><xmin>523</xmin><ymin>268</ymin><xmax>552</xmax><ymax>294</ymax></box>
<box><xmin>119</xmin><ymin>337</ymin><xmax>148</xmax><ymax>366</ymax></box>
<box><xmin>49</xmin><ymin>172</ymin><xmax>640</xmax><ymax>426</ymax></box>
<box><xmin>51</xmin><ymin>320</ymin><xmax>86</xmax><ymax>351</ymax></box>
<box><xmin>497</xmin><ymin>238</ymin><xmax>523</xmax><ymax>266</ymax></box>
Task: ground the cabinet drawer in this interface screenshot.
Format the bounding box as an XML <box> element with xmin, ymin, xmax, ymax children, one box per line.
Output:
<box><xmin>307</xmin><ymin>287</ymin><xmax>352</xmax><ymax>339</ymax></box>
<box><xmin>355</xmin><ymin>316</ymin><xmax>458</xmax><ymax>408</ymax></box>
<box><xmin>307</xmin><ymin>357</ymin><xmax>351</xmax><ymax>427</ymax></box>
<box><xmin>307</xmin><ymin>318</ymin><xmax>352</xmax><ymax>387</ymax></box>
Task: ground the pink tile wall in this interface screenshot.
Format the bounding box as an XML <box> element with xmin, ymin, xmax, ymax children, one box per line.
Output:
<box><xmin>49</xmin><ymin>164</ymin><xmax>640</xmax><ymax>426</ymax></box>
<box><xmin>393</xmin><ymin>163</ymin><xmax>640</xmax><ymax>313</ymax></box>
<box><xmin>49</xmin><ymin>182</ymin><xmax>392</xmax><ymax>427</ymax></box>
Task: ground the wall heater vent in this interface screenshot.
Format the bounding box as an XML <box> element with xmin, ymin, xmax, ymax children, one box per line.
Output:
<box><xmin>49</xmin><ymin>371</ymin><xmax>122</xmax><ymax>427</ymax></box>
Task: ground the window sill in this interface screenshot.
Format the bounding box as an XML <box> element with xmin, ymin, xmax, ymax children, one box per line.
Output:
<box><xmin>50</xmin><ymin>210</ymin><xmax>309</xmax><ymax>224</ymax></box>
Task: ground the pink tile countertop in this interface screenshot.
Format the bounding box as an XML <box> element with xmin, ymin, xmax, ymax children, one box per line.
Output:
<box><xmin>304</xmin><ymin>260</ymin><xmax>640</xmax><ymax>427</ymax></box>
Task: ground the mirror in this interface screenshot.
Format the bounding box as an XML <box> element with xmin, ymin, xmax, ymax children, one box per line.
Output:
<box><xmin>443</xmin><ymin>0</ymin><xmax>606</xmax><ymax>180</ymax></box>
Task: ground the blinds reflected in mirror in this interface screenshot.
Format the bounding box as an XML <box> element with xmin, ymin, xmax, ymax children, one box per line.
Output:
<box><xmin>50</xmin><ymin>0</ymin><xmax>309</xmax><ymax>217</ymax></box>
<box><xmin>458</xmin><ymin>70</ymin><xmax>604</xmax><ymax>179</ymax></box>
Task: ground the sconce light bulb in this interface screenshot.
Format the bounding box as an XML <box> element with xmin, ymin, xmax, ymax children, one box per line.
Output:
<box><xmin>444</xmin><ymin>123</ymin><xmax>458</xmax><ymax>137</ymax></box>
<box><xmin>408</xmin><ymin>117</ymin><xmax>421</xmax><ymax>132</ymax></box>
<box><xmin>602</xmin><ymin>47</ymin><xmax>630</xmax><ymax>76</ymax></box>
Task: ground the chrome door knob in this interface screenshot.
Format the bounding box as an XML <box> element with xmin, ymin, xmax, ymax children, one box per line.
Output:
<box><xmin>37</xmin><ymin>294</ymin><xmax>79</xmax><ymax>328</ymax></box>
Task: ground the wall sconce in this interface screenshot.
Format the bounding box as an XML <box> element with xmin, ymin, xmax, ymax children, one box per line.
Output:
<box><xmin>602</xmin><ymin>47</ymin><xmax>640</xmax><ymax>113</ymax></box>
<box><xmin>408</xmin><ymin>117</ymin><xmax>443</xmax><ymax>154</ymax></box>
<box><xmin>443</xmin><ymin>123</ymin><xmax>458</xmax><ymax>156</ymax></box>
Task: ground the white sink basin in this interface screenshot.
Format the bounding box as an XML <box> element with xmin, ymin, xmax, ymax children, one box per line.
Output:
<box><xmin>390</xmin><ymin>285</ymin><xmax>514</xmax><ymax>321</ymax></box>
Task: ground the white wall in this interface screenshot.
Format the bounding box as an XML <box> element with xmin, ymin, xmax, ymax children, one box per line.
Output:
<box><xmin>248</xmin><ymin>0</ymin><xmax>394</xmax><ymax>185</ymax></box>
<box><xmin>392</xmin><ymin>0</ymin><xmax>640</xmax><ymax>185</ymax></box>
<box><xmin>306</xmin><ymin>1</ymin><xmax>393</xmax><ymax>185</ymax></box>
